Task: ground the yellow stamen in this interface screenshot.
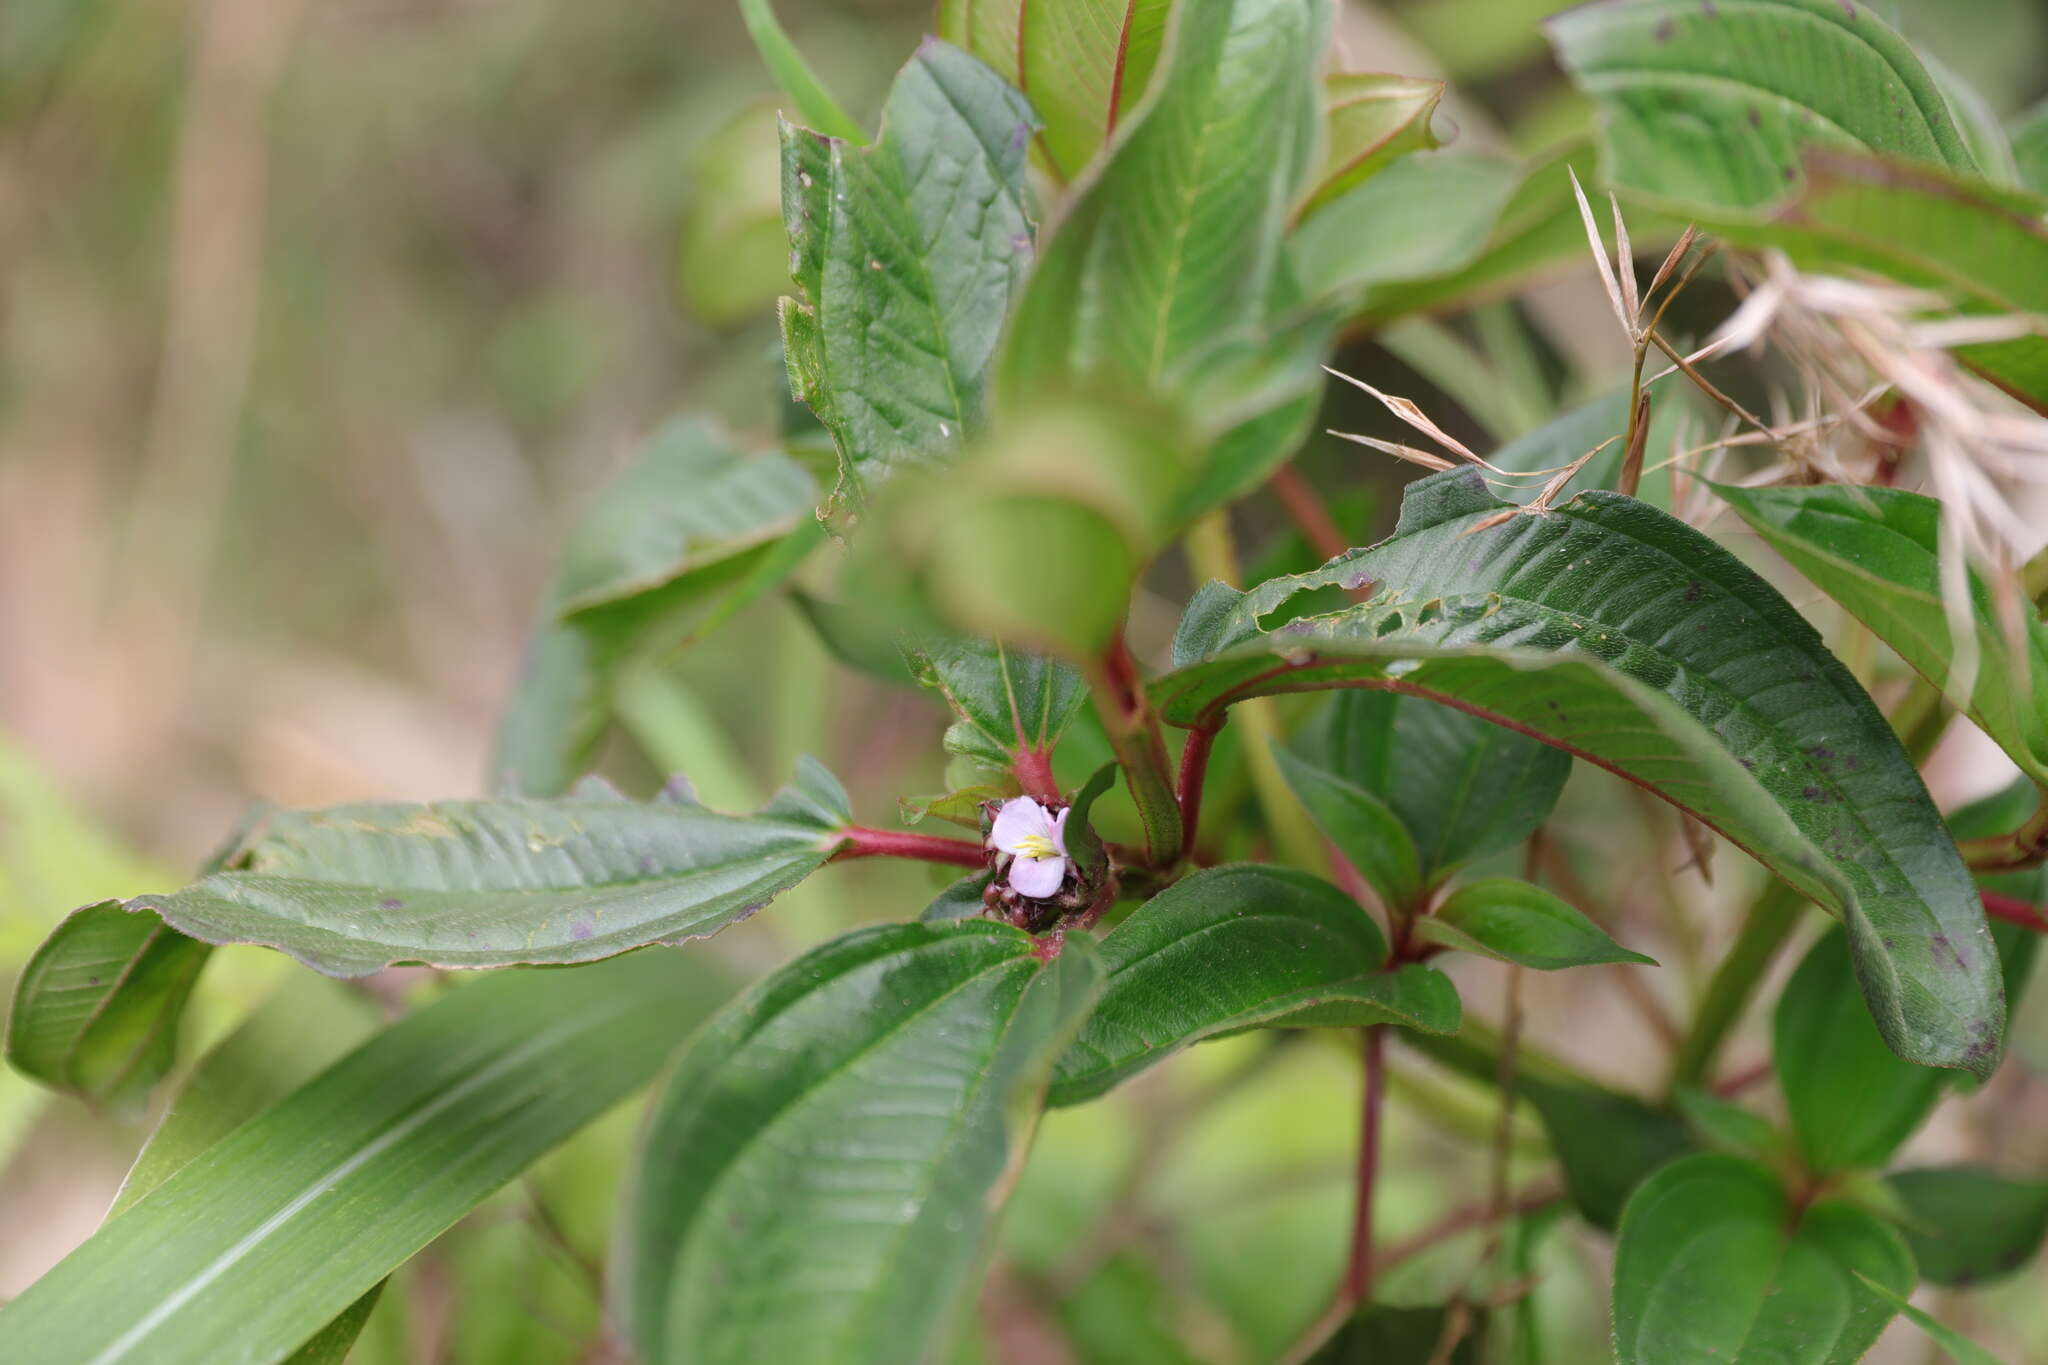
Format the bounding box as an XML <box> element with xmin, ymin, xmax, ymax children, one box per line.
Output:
<box><xmin>1013</xmin><ymin>833</ymin><xmax>1058</xmax><ymax>861</ymax></box>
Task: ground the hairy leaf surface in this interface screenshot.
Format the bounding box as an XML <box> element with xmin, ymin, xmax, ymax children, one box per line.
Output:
<box><xmin>1549</xmin><ymin>0</ymin><xmax>1974</xmax><ymax>208</ymax></box>
<box><xmin>1418</xmin><ymin>877</ymin><xmax>1655</xmax><ymax>970</ymax></box>
<box><xmin>902</xmin><ymin>631</ymin><xmax>1087</xmax><ymax>771</ymax></box>
<box><xmin>1049</xmin><ymin>865</ymin><xmax>1459</xmax><ymax>1106</ymax></box>
<box><xmin>4</xmin><ymin>901</ymin><xmax>211</xmax><ymax>1108</ymax></box>
<box><xmin>1886</xmin><ymin>1166</ymin><xmax>2048</xmax><ymax>1287</ymax></box>
<box><xmin>494</xmin><ymin>419</ymin><xmax>820</xmax><ymax>796</ymax></box>
<box><xmin>1613</xmin><ymin>1153</ymin><xmax>1913</xmax><ymax>1365</ymax></box>
<box><xmin>1272</xmin><ymin>748</ymin><xmax>1423</xmax><ymax>909</ymax></box>
<box><xmin>1301</xmin><ymin>689</ymin><xmax>1571</xmax><ymax>883</ymax></box>
<box><xmin>996</xmin><ymin>0</ymin><xmax>1332</xmax><ymax>516</ymax></box>
<box><xmin>126</xmin><ymin>760</ymin><xmax>852</xmax><ymax>977</ymax></box>
<box><xmin>1158</xmin><ymin>469</ymin><xmax>2002</xmax><ymax>1074</ymax></box>
<box><xmin>621</xmin><ymin>920</ymin><xmax>1102</xmax><ymax>1365</ymax></box>
<box><xmin>782</xmin><ymin>40</ymin><xmax>1036</xmax><ymax>505</ymax></box>
<box><xmin>1718</xmin><ymin>483</ymin><xmax>2048</xmax><ymax>784</ymax></box>
<box><xmin>1775</xmin><ymin>926</ymin><xmax>1945</xmax><ymax>1172</ymax></box>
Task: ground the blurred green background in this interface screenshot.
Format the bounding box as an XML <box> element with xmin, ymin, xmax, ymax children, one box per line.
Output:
<box><xmin>2</xmin><ymin>0</ymin><xmax>2044</xmax><ymax>1360</ymax></box>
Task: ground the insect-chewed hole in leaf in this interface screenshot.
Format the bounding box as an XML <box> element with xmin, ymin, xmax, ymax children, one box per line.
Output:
<box><xmin>1374</xmin><ymin>612</ymin><xmax>1405</xmax><ymax>638</ymax></box>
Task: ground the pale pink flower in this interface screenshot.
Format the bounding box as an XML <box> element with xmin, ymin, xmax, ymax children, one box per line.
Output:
<box><xmin>989</xmin><ymin>797</ymin><xmax>1069</xmax><ymax>900</ymax></box>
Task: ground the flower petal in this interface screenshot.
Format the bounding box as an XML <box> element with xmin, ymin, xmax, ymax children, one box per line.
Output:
<box><xmin>1049</xmin><ymin>807</ymin><xmax>1070</xmax><ymax>858</ymax></box>
<box><xmin>989</xmin><ymin>796</ymin><xmax>1051</xmax><ymax>855</ymax></box>
<box><xmin>1008</xmin><ymin>854</ymin><xmax>1067</xmax><ymax>900</ymax></box>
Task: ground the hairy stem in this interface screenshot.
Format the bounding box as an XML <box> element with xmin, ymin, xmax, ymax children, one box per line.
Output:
<box><xmin>1669</xmin><ymin>881</ymin><xmax>1805</xmax><ymax>1090</ymax></box>
<box><xmin>1346</xmin><ymin>1024</ymin><xmax>1388</xmax><ymax>1306</ymax></box>
<box><xmin>1091</xmin><ymin>625</ymin><xmax>1183</xmax><ymax>867</ymax></box>
<box><xmin>1011</xmin><ymin>748</ymin><xmax>1061</xmax><ymax>805</ymax></box>
<box><xmin>831</xmin><ymin>827</ymin><xmax>987</xmax><ymax>868</ymax></box>
<box><xmin>1175</xmin><ymin>723</ymin><xmax>1222</xmax><ymax>859</ymax></box>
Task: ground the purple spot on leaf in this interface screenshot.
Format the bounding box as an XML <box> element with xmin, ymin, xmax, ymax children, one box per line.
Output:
<box><xmin>380</xmin><ymin>898</ymin><xmax>404</xmax><ymax>910</ymax></box>
<box><xmin>570</xmin><ymin>922</ymin><xmax>595</xmax><ymax>941</ymax></box>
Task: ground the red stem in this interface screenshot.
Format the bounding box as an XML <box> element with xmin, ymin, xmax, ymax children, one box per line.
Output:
<box><xmin>1983</xmin><ymin>890</ymin><xmax>2048</xmax><ymax>934</ymax></box>
<box><xmin>1714</xmin><ymin>1057</ymin><xmax>1773</xmax><ymax>1098</ymax></box>
<box><xmin>1013</xmin><ymin>748</ymin><xmax>1061</xmax><ymax>805</ymax></box>
<box><xmin>1345</xmin><ymin>1024</ymin><xmax>1387</xmax><ymax>1306</ymax></box>
<box><xmin>831</xmin><ymin>827</ymin><xmax>987</xmax><ymax>870</ymax></box>
<box><xmin>1269</xmin><ymin>465</ymin><xmax>1352</xmax><ymax>565</ymax></box>
<box><xmin>1175</xmin><ymin>724</ymin><xmax>1220</xmax><ymax>860</ymax></box>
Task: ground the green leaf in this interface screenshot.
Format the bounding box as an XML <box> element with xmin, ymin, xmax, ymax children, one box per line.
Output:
<box><xmin>1612</xmin><ymin>1152</ymin><xmax>1915</xmax><ymax>1365</ymax></box>
<box><xmin>1885</xmin><ymin>1166</ymin><xmax>2048</xmax><ymax>1286</ymax></box>
<box><xmin>1156</xmin><ymin>468</ymin><xmax>2004</xmax><ymax>1076</ymax></box>
<box><xmin>919</xmin><ymin>869</ymin><xmax>993</xmax><ymax>921</ymax></box>
<box><xmin>1299</xmin><ymin>73</ymin><xmax>1444</xmax><ymax>217</ymax></box>
<box><xmin>1716</xmin><ymin>482</ymin><xmax>2048</xmax><ymax>785</ymax></box>
<box><xmin>1272</xmin><ymin>747</ymin><xmax>1423</xmax><ymax>909</ymax></box>
<box><xmin>1548</xmin><ymin>0</ymin><xmax>1974</xmax><ymax>209</ymax></box>
<box><xmin>1343</xmin><ymin>141</ymin><xmax>1606</xmax><ymax>325</ymax></box>
<box><xmin>2012</xmin><ymin>98</ymin><xmax>2048</xmax><ymax>195</ymax></box>
<box><xmin>493</xmin><ymin>420</ymin><xmax>821</xmax><ymax>797</ymax></box>
<box><xmin>1925</xmin><ymin>53</ymin><xmax>2018</xmax><ymax>187</ymax></box>
<box><xmin>620</xmin><ymin>921</ymin><xmax>1103</xmax><ymax>1365</ymax></box>
<box><xmin>1048</xmin><ymin>864</ymin><xmax>1459</xmax><ymax>1106</ymax></box>
<box><xmin>1293</xmin><ymin>150</ymin><xmax>1523</xmax><ymax>300</ymax></box>
<box><xmin>5</xmin><ymin>901</ymin><xmax>211</xmax><ymax>1108</ymax></box>
<box><xmin>901</xmin><ymin>785</ymin><xmax>1006</xmax><ymax>829</ymax></box>
<box><xmin>1775</xmin><ymin>925</ymin><xmax>1946</xmax><ymax>1172</ymax></box>
<box><xmin>0</xmin><ymin>949</ymin><xmax>730</xmax><ymax>1365</ymax></box>
<box><xmin>903</xmin><ymin>632</ymin><xmax>1087</xmax><ymax>773</ymax></box>
<box><xmin>1853</xmin><ymin>1272</ymin><xmax>2006</xmax><ymax>1365</ymax></box>
<box><xmin>935</xmin><ymin>0</ymin><xmax>1169</xmax><ymax>183</ymax></box>
<box><xmin>1060</xmin><ymin>761</ymin><xmax>1120</xmax><ymax>885</ymax></box>
<box><xmin>280</xmin><ymin>1288</ymin><xmax>383</xmax><ymax>1365</ymax></box>
<box><xmin>554</xmin><ymin>418</ymin><xmax>815</xmax><ymax>621</ymax></box>
<box><xmin>1304</xmin><ymin>1303</ymin><xmax>1485</xmax><ymax>1363</ymax></box>
<box><xmin>995</xmin><ymin>0</ymin><xmax>1331</xmax><ymax>516</ymax></box>
<box><xmin>1301</xmin><ymin>690</ymin><xmax>1571</xmax><ymax>883</ymax></box>
<box><xmin>1672</xmin><ymin>1085</ymin><xmax>1788</xmax><ymax>1162</ymax></box>
<box><xmin>109</xmin><ymin>974</ymin><xmax>382</xmax><ymax>1216</ymax></box>
<box><xmin>781</xmin><ymin>40</ymin><xmax>1037</xmax><ymax>507</ymax></box>
<box><xmin>124</xmin><ymin>758</ymin><xmax>852</xmax><ymax>977</ymax></box>
<box><xmin>1418</xmin><ymin>877</ymin><xmax>1655</xmax><ymax>969</ymax></box>
<box><xmin>102</xmin><ymin>977</ymin><xmax>386</xmax><ymax>1363</ymax></box>
<box><xmin>737</xmin><ymin>0</ymin><xmax>864</xmax><ymax>144</ymax></box>
<box><xmin>1023</xmin><ymin>0</ymin><xmax>1171</xmax><ymax>181</ymax></box>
